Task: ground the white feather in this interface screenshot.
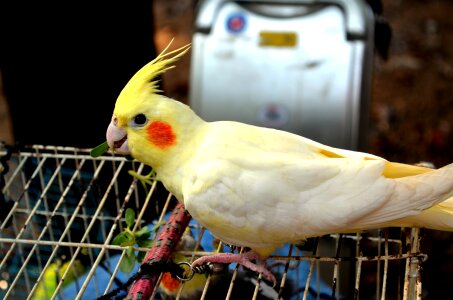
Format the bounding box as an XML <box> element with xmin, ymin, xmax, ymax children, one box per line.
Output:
<box><xmin>178</xmin><ymin>121</ymin><xmax>453</xmax><ymax>253</ymax></box>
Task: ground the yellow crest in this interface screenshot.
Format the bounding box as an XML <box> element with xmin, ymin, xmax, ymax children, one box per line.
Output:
<box><xmin>117</xmin><ymin>39</ymin><xmax>191</xmax><ymax>103</ymax></box>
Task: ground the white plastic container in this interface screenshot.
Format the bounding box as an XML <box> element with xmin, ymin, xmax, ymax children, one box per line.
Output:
<box><xmin>189</xmin><ymin>0</ymin><xmax>374</xmax><ymax>150</ymax></box>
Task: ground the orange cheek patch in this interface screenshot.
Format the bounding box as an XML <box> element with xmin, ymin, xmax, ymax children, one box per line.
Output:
<box><xmin>147</xmin><ymin>121</ymin><xmax>176</xmax><ymax>149</ymax></box>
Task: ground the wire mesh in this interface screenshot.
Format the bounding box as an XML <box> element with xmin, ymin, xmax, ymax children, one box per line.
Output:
<box><xmin>0</xmin><ymin>144</ymin><xmax>425</xmax><ymax>300</ymax></box>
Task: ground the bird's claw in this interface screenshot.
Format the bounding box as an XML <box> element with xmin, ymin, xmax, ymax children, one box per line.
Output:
<box><xmin>191</xmin><ymin>252</ymin><xmax>277</xmax><ymax>287</ymax></box>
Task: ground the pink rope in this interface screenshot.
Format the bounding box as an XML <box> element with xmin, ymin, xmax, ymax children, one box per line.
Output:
<box><xmin>125</xmin><ymin>203</ymin><xmax>191</xmax><ymax>299</ymax></box>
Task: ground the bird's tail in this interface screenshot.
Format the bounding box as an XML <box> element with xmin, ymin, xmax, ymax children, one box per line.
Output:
<box><xmin>359</xmin><ymin>162</ymin><xmax>453</xmax><ymax>231</ymax></box>
<box><xmin>383</xmin><ymin>161</ymin><xmax>453</xmax><ymax>231</ymax></box>
<box><xmin>397</xmin><ymin>196</ymin><xmax>453</xmax><ymax>231</ymax></box>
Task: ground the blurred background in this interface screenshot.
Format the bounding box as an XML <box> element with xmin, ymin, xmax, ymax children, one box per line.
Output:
<box><xmin>1</xmin><ymin>0</ymin><xmax>453</xmax><ymax>298</ymax></box>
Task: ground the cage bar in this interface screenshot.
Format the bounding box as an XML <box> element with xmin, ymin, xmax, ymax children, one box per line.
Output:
<box><xmin>0</xmin><ymin>145</ymin><xmax>428</xmax><ymax>299</ymax></box>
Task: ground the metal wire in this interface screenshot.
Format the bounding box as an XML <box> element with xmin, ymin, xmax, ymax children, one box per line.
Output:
<box><xmin>0</xmin><ymin>145</ymin><xmax>426</xmax><ymax>300</ymax></box>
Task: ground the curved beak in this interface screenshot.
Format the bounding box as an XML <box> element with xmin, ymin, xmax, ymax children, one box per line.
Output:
<box><xmin>106</xmin><ymin>115</ymin><xmax>130</xmax><ymax>154</ymax></box>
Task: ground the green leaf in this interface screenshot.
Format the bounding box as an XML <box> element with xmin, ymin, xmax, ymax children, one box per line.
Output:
<box><xmin>135</xmin><ymin>226</ymin><xmax>149</xmax><ymax>237</ymax></box>
<box><xmin>90</xmin><ymin>141</ymin><xmax>109</xmax><ymax>157</ymax></box>
<box><xmin>120</xmin><ymin>247</ymin><xmax>136</xmax><ymax>273</ymax></box>
<box><xmin>136</xmin><ymin>232</ymin><xmax>151</xmax><ymax>242</ymax></box>
<box><xmin>138</xmin><ymin>239</ymin><xmax>153</xmax><ymax>248</ymax></box>
<box><xmin>125</xmin><ymin>208</ymin><xmax>135</xmax><ymax>229</ymax></box>
<box><xmin>136</xmin><ymin>251</ymin><xmax>146</xmax><ymax>263</ymax></box>
<box><xmin>112</xmin><ymin>231</ymin><xmax>134</xmax><ymax>246</ymax></box>
<box><xmin>121</xmin><ymin>239</ymin><xmax>136</xmax><ymax>247</ymax></box>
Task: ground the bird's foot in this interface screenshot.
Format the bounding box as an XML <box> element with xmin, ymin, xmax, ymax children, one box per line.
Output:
<box><xmin>191</xmin><ymin>251</ymin><xmax>276</xmax><ymax>286</ymax></box>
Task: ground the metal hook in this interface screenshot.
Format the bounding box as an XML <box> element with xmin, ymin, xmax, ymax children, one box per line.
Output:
<box><xmin>176</xmin><ymin>261</ymin><xmax>195</xmax><ymax>282</ymax></box>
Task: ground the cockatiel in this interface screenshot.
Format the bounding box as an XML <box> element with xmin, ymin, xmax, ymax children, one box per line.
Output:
<box><xmin>32</xmin><ymin>257</ymin><xmax>86</xmax><ymax>300</ymax></box>
<box><xmin>106</xmin><ymin>41</ymin><xmax>453</xmax><ymax>283</ymax></box>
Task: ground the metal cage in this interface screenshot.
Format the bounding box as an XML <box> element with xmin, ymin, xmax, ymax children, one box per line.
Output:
<box><xmin>0</xmin><ymin>145</ymin><xmax>425</xmax><ymax>299</ymax></box>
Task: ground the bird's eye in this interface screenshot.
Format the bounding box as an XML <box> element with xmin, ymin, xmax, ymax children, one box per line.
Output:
<box><xmin>132</xmin><ymin>114</ymin><xmax>147</xmax><ymax>126</ymax></box>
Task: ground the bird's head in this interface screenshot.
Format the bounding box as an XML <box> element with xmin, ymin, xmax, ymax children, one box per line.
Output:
<box><xmin>106</xmin><ymin>41</ymin><xmax>202</xmax><ymax>168</ymax></box>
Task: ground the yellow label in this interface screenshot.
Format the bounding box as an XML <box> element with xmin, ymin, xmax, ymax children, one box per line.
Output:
<box><xmin>259</xmin><ymin>31</ymin><xmax>297</xmax><ymax>47</ymax></box>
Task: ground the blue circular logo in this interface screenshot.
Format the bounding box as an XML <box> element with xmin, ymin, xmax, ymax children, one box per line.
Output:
<box><xmin>226</xmin><ymin>13</ymin><xmax>246</xmax><ymax>33</ymax></box>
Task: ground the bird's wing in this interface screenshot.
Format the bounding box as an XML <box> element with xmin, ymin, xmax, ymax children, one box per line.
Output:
<box><xmin>180</xmin><ymin>122</ymin><xmax>453</xmax><ymax>250</ymax></box>
<box><xmin>204</xmin><ymin>121</ymin><xmax>384</xmax><ymax>161</ymax></box>
<box><xmin>182</xmin><ymin>145</ymin><xmax>394</xmax><ymax>250</ymax></box>
<box><xmin>203</xmin><ymin>121</ymin><xmax>434</xmax><ymax>178</ymax></box>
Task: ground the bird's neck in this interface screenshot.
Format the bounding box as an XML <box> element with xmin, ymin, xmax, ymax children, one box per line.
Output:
<box><xmin>148</xmin><ymin>100</ymin><xmax>207</xmax><ymax>201</ymax></box>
